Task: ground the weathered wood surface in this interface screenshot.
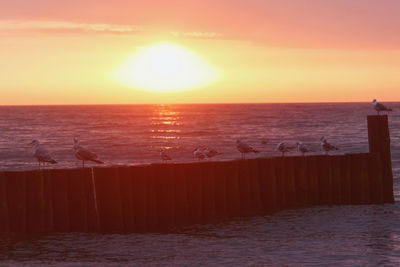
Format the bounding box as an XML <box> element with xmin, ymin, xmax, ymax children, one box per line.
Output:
<box><xmin>0</xmin><ymin>152</ymin><xmax>388</xmax><ymax>233</ymax></box>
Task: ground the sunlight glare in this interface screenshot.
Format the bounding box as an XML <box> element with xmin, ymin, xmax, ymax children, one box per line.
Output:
<box><xmin>114</xmin><ymin>42</ymin><xmax>219</xmax><ymax>92</ymax></box>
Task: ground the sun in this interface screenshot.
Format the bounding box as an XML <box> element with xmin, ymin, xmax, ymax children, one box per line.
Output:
<box><xmin>114</xmin><ymin>42</ymin><xmax>219</xmax><ymax>92</ymax></box>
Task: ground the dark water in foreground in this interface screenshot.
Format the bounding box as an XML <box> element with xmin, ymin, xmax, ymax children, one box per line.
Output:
<box><xmin>0</xmin><ymin>103</ymin><xmax>399</xmax><ymax>266</ymax></box>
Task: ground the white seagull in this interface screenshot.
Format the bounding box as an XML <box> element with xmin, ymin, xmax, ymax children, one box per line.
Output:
<box><xmin>320</xmin><ymin>137</ymin><xmax>339</xmax><ymax>155</ymax></box>
<box><xmin>160</xmin><ymin>149</ymin><xmax>172</xmax><ymax>162</ymax></box>
<box><xmin>193</xmin><ymin>148</ymin><xmax>206</xmax><ymax>161</ymax></box>
<box><xmin>277</xmin><ymin>142</ymin><xmax>294</xmax><ymax>156</ymax></box>
<box><xmin>236</xmin><ymin>140</ymin><xmax>259</xmax><ymax>159</ymax></box>
<box><xmin>30</xmin><ymin>139</ymin><xmax>58</xmax><ymax>168</ymax></box>
<box><xmin>372</xmin><ymin>99</ymin><xmax>392</xmax><ymax>115</ymax></box>
<box><xmin>73</xmin><ymin>137</ymin><xmax>104</xmax><ymax>167</ymax></box>
<box><xmin>296</xmin><ymin>142</ymin><xmax>312</xmax><ymax>156</ymax></box>
<box><xmin>203</xmin><ymin>147</ymin><xmax>223</xmax><ymax>159</ymax></box>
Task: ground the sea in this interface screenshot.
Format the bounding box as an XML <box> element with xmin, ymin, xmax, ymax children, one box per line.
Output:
<box><xmin>0</xmin><ymin>103</ymin><xmax>399</xmax><ymax>266</ymax></box>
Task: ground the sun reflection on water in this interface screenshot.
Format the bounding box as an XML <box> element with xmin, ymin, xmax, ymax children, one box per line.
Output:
<box><xmin>150</xmin><ymin>105</ymin><xmax>182</xmax><ymax>150</ymax></box>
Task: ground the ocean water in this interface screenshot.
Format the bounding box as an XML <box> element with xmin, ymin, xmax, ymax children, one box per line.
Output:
<box><xmin>0</xmin><ymin>103</ymin><xmax>399</xmax><ymax>266</ymax></box>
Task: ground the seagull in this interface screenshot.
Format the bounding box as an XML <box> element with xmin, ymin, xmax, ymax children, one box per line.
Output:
<box><xmin>296</xmin><ymin>142</ymin><xmax>312</xmax><ymax>156</ymax></box>
<box><xmin>203</xmin><ymin>147</ymin><xmax>223</xmax><ymax>159</ymax></box>
<box><xmin>160</xmin><ymin>149</ymin><xmax>172</xmax><ymax>162</ymax></box>
<box><xmin>320</xmin><ymin>137</ymin><xmax>339</xmax><ymax>155</ymax></box>
<box><xmin>30</xmin><ymin>139</ymin><xmax>58</xmax><ymax>168</ymax></box>
<box><xmin>73</xmin><ymin>137</ymin><xmax>104</xmax><ymax>167</ymax></box>
<box><xmin>236</xmin><ymin>140</ymin><xmax>259</xmax><ymax>159</ymax></box>
<box><xmin>372</xmin><ymin>99</ymin><xmax>392</xmax><ymax>115</ymax></box>
<box><xmin>277</xmin><ymin>142</ymin><xmax>294</xmax><ymax>156</ymax></box>
<box><xmin>193</xmin><ymin>148</ymin><xmax>206</xmax><ymax>161</ymax></box>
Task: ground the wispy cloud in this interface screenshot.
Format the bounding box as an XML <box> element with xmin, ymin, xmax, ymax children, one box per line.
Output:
<box><xmin>0</xmin><ymin>20</ymin><xmax>144</xmax><ymax>34</ymax></box>
<box><xmin>0</xmin><ymin>20</ymin><xmax>223</xmax><ymax>40</ymax></box>
<box><xmin>170</xmin><ymin>31</ymin><xmax>222</xmax><ymax>39</ymax></box>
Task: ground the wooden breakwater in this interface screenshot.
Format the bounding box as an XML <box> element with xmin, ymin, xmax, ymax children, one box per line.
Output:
<box><xmin>0</xmin><ymin>115</ymin><xmax>394</xmax><ymax>233</ymax></box>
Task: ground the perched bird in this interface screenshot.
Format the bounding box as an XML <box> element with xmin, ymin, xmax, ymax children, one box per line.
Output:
<box><xmin>30</xmin><ymin>139</ymin><xmax>58</xmax><ymax>168</ymax></box>
<box><xmin>372</xmin><ymin>99</ymin><xmax>392</xmax><ymax>115</ymax></box>
<box><xmin>73</xmin><ymin>137</ymin><xmax>104</xmax><ymax>167</ymax></box>
<box><xmin>296</xmin><ymin>142</ymin><xmax>312</xmax><ymax>156</ymax></box>
<box><xmin>236</xmin><ymin>140</ymin><xmax>259</xmax><ymax>159</ymax></box>
<box><xmin>193</xmin><ymin>148</ymin><xmax>206</xmax><ymax>161</ymax></box>
<box><xmin>320</xmin><ymin>137</ymin><xmax>339</xmax><ymax>155</ymax></box>
<box><xmin>276</xmin><ymin>142</ymin><xmax>294</xmax><ymax>156</ymax></box>
<box><xmin>203</xmin><ymin>147</ymin><xmax>223</xmax><ymax>159</ymax></box>
<box><xmin>160</xmin><ymin>149</ymin><xmax>172</xmax><ymax>162</ymax></box>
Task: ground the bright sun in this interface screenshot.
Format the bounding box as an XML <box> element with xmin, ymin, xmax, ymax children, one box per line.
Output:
<box><xmin>114</xmin><ymin>42</ymin><xmax>219</xmax><ymax>92</ymax></box>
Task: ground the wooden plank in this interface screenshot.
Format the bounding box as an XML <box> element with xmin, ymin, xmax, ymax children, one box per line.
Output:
<box><xmin>93</xmin><ymin>167</ymin><xmax>124</xmax><ymax>232</ymax></box>
<box><xmin>172</xmin><ymin>163</ymin><xmax>190</xmax><ymax>226</ymax></box>
<box><xmin>274</xmin><ymin>157</ymin><xmax>286</xmax><ymax>210</ymax></box>
<box><xmin>224</xmin><ymin>161</ymin><xmax>241</xmax><ymax>218</ymax></box>
<box><xmin>153</xmin><ymin>164</ymin><xmax>175</xmax><ymax>230</ymax></box>
<box><xmin>349</xmin><ymin>154</ymin><xmax>365</xmax><ymax>205</ymax></box>
<box><xmin>367</xmin><ymin>153</ymin><xmax>384</xmax><ymax>204</ymax></box>
<box><xmin>50</xmin><ymin>169</ymin><xmax>70</xmax><ymax>232</ymax></box>
<box><xmin>340</xmin><ymin>155</ymin><xmax>352</xmax><ymax>205</ymax></box>
<box><xmin>213</xmin><ymin>161</ymin><xmax>229</xmax><ymax>221</ymax></box>
<box><xmin>316</xmin><ymin>155</ymin><xmax>333</xmax><ymax>205</ymax></box>
<box><xmin>185</xmin><ymin>163</ymin><xmax>204</xmax><ymax>224</ymax></box>
<box><xmin>237</xmin><ymin>160</ymin><xmax>252</xmax><ymax>216</ymax></box>
<box><xmin>118</xmin><ymin>166</ymin><xmax>135</xmax><ymax>231</ymax></box>
<box><xmin>293</xmin><ymin>156</ymin><xmax>308</xmax><ymax>207</ymax></box>
<box><xmin>258</xmin><ymin>158</ymin><xmax>277</xmax><ymax>212</ymax></box>
<box><xmin>0</xmin><ymin>172</ymin><xmax>10</xmax><ymax>233</ymax></box>
<box><xmin>330</xmin><ymin>156</ymin><xmax>343</xmax><ymax>205</ymax></box>
<box><xmin>130</xmin><ymin>166</ymin><xmax>148</xmax><ymax>232</ymax></box>
<box><xmin>282</xmin><ymin>157</ymin><xmax>297</xmax><ymax>208</ymax></box>
<box><xmin>201</xmin><ymin>162</ymin><xmax>216</xmax><ymax>223</ymax></box>
<box><xmin>83</xmin><ymin>168</ymin><xmax>100</xmax><ymax>232</ymax></box>
<box><xmin>66</xmin><ymin>169</ymin><xmax>88</xmax><ymax>232</ymax></box>
<box><xmin>367</xmin><ymin>115</ymin><xmax>394</xmax><ymax>203</ymax></box>
<box><xmin>306</xmin><ymin>156</ymin><xmax>319</xmax><ymax>205</ymax></box>
<box><xmin>26</xmin><ymin>170</ymin><xmax>45</xmax><ymax>233</ymax></box>
<box><xmin>248</xmin><ymin>159</ymin><xmax>262</xmax><ymax>215</ymax></box>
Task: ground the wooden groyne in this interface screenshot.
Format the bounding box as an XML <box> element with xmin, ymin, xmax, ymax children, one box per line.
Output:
<box><xmin>0</xmin><ymin>115</ymin><xmax>394</xmax><ymax>233</ymax></box>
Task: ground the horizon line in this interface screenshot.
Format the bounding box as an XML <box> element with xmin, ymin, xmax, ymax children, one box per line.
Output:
<box><xmin>0</xmin><ymin>100</ymin><xmax>396</xmax><ymax>107</ymax></box>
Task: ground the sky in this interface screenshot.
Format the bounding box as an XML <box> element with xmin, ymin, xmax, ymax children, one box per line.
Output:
<box><xmin>1</xmin><ymin>0</ymin><xmax>400</xmax><ymax>104</ymax></box>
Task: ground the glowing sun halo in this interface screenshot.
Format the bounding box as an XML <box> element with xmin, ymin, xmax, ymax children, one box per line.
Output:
<box><xmin>114</xmin><ymin>42</ymin><xmax>219</xmax><ymax>92</ymax></box>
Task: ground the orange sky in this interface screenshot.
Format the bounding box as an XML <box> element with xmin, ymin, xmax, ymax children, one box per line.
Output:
<box><xmin>1</xmin><ymin>0</ymin><xmax>400</xmax><ymax>104</ymax></box>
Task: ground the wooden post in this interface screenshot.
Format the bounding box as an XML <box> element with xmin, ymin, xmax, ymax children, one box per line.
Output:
<box><xmin>224</xmin><ymin>161</ymin><xmax>241</xmax><ymax>218</ymax></box>
<box><xmin>282</xmin><ymin>157</ymin><xmax>297</xmax><ymax>208</ymax></box>
<box><xmin>92</xmin><ymin>167</ymin><xmax>124</xmax><ymax>232</ymax></box>
<box><xmin>184</xmin><ymin>163</ymin><xmax>204</xmax><ymax>224</ymax></box>
<box><xmin>26</xmin><ymin>170</ymin><xmax>45</xmax><ymax>233</ymax></box>
<box><xmin>258</xmin><ymin>158</ymin><xmax>277</xmax><ymax>212</ymax></box>
<box><xmin>306</xmin><ymin>156</ymin><xmax>319</xmax><ymax>205</ymax></box>
<box><xmin>0</xmin><ymin>172</ymin><xmax>10</xmax><ymax>233</ymax></box>
<box><xmin>201</xmin><ymin>162</ymin><xmax>217</xmax><ymax>222</ymax></box>
<box><xmin>130</xmin><ymin>166</ymin><xmax>149</xmax><ymax>232</ymax></box>
<box><xmin>67</xmin><ymin>169</ymin><xmax>89</xmax><ymax>232</ymax></box>
<box><xmin>293</xmin><ymin>157</ymin><xmax>308</xmax><ymax>207</ymax></box>
<box><xmin>172</xmin><ymin>163</ymin><xmax>190</xmax><ymax>226</ymax></box>
<box><xmin>118</xmin><ymin>167</ymin><xmax>135</xmax><ymax>231</ymax></box>
<box><xmin>274</xmin><ymin>157</ymin><xmax>286</xmax><ymax>210</ymax></box>
<box><xmin>330</xmin><ymin>156</ymin><xmax>343</xmax><ymax>205</ymax></box>
<box><xmin>367</xmin><ymin>153</ymin><xmax>384</xmax><ymax>204</ymax></box>
<box><xmin>367</xmin><ymin>115</ymin><xmax>394</xmax><ymax>203</ymax></box>
<box><xmin>213</xmin><ymin>162</ymin><xmax>229</xmax><ymax>221</ymax></box>
<box><xmin>237</xmin><ymin>160</ymin><xmax>252</xmax><ymax>216</ymax></box>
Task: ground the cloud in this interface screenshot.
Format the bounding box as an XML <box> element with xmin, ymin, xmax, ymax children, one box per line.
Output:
<box><xmin>0</xmin><ymin>20</ymin><xmax>224</xmax><ymax>41</ymax></box>
<box><xmin>2</xmin><ymin>0</ymin><xmax>400</xmax><ymax>49</ymax></box>
<box><xmin>0</xmin><ymin>20</ymin><xmax>144</xmax><ymax>34</ymax></box>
